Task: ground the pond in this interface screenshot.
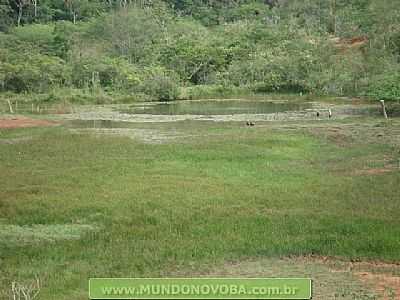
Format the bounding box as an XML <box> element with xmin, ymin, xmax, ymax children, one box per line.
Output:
<box><xmin>120</xmin><ymin>100</ymin><xmax>312</xmax><ymax>115</ymax></box>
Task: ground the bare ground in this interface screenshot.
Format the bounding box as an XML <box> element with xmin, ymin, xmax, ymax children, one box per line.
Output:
<box><xmin>0</xmin><ymin>115</ymin><xmax>57</xmax><ymax>129</ymax></box>
<box><xmin>166</xmin><ymin>256</ymin><xmax>400</xmax><ymax>300</ymax></box>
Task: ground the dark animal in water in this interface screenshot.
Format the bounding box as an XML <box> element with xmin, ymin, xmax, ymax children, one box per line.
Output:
<box><xmin>316</xmin><ymin>112</ymin><xmax>320</xmax><ymax>117</ymax></box>
<box><xmin>246</xmin><ymin>121</ymin><xmax>255</xmax><ymax>127</ymax></box>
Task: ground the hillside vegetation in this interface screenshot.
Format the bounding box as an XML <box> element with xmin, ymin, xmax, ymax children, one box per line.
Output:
<box><xmin>1</xmin><ymin>0</ymin><xmax>400</xmax><ymax>102</ymax></box>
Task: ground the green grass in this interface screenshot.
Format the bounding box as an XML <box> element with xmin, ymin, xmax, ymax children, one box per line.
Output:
<box><xmin>0</xmin><ymin>120</ymin><xmax>399</xmax><ymax>299</ymax></box>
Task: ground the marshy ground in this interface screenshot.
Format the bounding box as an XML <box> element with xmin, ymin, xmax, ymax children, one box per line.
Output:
<box><xmin>0</xmin><ymin>98</ymin><xmax>399</xmax><ymax>299</ymax></box>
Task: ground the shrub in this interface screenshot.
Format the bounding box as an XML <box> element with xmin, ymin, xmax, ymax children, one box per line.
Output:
<box><xmin>181</xmin><ymin>84</ymin><xmax>250</xmax><ymax>100</ymax></box>
<box><xmin>0</xmin><ymin>50</ymin><xmax>70</xmax><ymax>93</ymax></box>
<box><xmin>142</xmin><ymin>74</ymin><xmax>180</xmax><ymax>101</ymax></box>
<box><xmin>10</xmin><ymin>24</ymin><xmax>55</xmax><ymax>54</ymax></box>
<box><xmin>365</xmin><ymin>72</ymin><xmax>400</xmax><ymax>101</ymax></box>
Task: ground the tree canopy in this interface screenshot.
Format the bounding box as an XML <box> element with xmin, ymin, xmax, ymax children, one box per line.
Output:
<box><xmin>0</xmin><ymin>0</ymin><xmax>399</xmax><ymax>101</ymax></box>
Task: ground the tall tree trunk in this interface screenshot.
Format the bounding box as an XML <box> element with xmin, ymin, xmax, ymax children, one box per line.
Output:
<box><xmin>330</xmin><ymin>0</ymin><xmax>337</xmax><ymax>35</ymax></box>
<box><xmin>7</xmin><ymin>100</ymin><xmax>14</xmax><ymax>114</ymax></box>
<box><xmin>17</xmin><ymin>1</ymin><xmax>23</xmax><ymax>26</ymax></box>
<box><xmin>33</xmin><ymin>0</ymin><xmax>37</xmax><ymax>18</ymax></box>
<box><xmin>318</xmin><ymin>0</ymin><xmax>322</xmax><ymax>33</ymax></box>
<box><xmin>119</xmin><ymin>0</ymin><xmax>127</xmax><ymax>8</ymax></box>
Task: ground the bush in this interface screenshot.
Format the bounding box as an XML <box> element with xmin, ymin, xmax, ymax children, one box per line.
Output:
<box><xmin>142</xmin><ymin>74</ymin><xmax>180</xmax><ymax>101</ymax></box>
<box><xmin>10</xmin><ymin>24</ymin><xmax>55</xmax><ymax>54</ymax></box>
<box><xmin>181</xmin><ymin>84</ymin><xmax>250</xmax><ymax>100</ymax></box>
<box><xmin>0</xmin><ymin>50</ymin><xmax>70</xmax><ymax>93</ymax></box>
<box><xmin>365</xmin><ymin>72</ymin><xmax>400</xmax><ymax>101</ymax></box>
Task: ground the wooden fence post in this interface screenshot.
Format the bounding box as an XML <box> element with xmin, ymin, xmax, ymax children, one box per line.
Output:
<box><xmin>380</xmin><ymin>100</ymin><xmax>388</xmax><ymax>119</ymax></box>
<box><xmin>7</xmin><ymin>100</ymin><xmax>14</xmax><ymax>114</ymax></box>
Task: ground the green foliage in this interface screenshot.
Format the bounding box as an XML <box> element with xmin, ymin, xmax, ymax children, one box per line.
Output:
<box><xmin>223</xmin><ymin>2</ymin><xmax>274</xmax><ymax>23</ymax></box>
<box><xmin>1</xmin><ymin>0</ymin><xmax>400</xmax><ymax>101</ymax></box>
<box><xmin>99</xmin><ymin>9</ymin><xmax>164</xmax><ymax>64</ymax></box>
<box><xmin>182</xmin><ymin>84</ymin><xmax>249</xmax><ymax>100</ymax></box>
<box><xmin>217</xmin><ymin>23</ymin><xmax>321</xmax><ymax>93</ymax></box>
<box><xmin>141</xmin><ymin>69</ymin><xmax>180</xmax><ymax>101</ymax></box>
<box><xmin>0</xmin><ymin>47</ymin><xmax>69</xmax><ymax>92</ymax></box>
<box><xmin>160</xmin><ymin>27</ymin><xmax>227</xmax><ymax>84</ymax></box>
<box><xmin>52</xmin><ymin>21</ymin><xmax>77</xmax><ymax>58</ymax></box>
<box><xmin>11</xmin><ymin>24</ymin><xmax>54</xmax><ymax>43</ymax></box>
<box><xmin>0</xmin><ymin>0</ymin><xmax>13</xmax><ymax>31</ymax></box>
<box><xmin>366</xmin><ymin>72</ymin><xmax>400</xmax><ymax>101</ymax></box>
<box><xmin>10</xmin><ymin>24</ymin><xmax>55</xmax><ymax>53</ymax></box>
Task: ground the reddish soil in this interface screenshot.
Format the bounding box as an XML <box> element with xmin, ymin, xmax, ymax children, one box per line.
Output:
<box><xmin>355</xmin><ymin>272</ymin><xmax>400</xmax><ymax>300</ymax></box>
<box><xmin>354</xmin><ymin>168</ymin><xmax>396</xmax><ymax>176</ymax></box>
<box><xmin>0</xmin><ymin>116</ymin><xmax>57</xmax><ymax>129</ymax></box>
<box><xmin>311</xmin><ymin>256</ymin><xmax>400</xmax><ymax>299</ymax></box>
<box><xmin>331</xmin><ymin>36</ymin><xmax>369</xmax><ymax>54</ymax></box>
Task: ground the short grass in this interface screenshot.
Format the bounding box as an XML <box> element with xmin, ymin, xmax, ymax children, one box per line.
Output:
<box><xmin>0</xmin><ymin>119</ymin><xmax>399</xmax><ymax>299</ymax></box>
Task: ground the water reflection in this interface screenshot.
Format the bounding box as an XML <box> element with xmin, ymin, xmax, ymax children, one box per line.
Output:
<box><xmin>122</xmin><ymin>100</ymin><xmax>312</xmax><ymax>115</ymax></box>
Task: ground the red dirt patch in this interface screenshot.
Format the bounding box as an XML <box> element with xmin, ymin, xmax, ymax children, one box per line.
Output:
<box><xmin>355</xmin><ymin>272</ymin><xmax>400</xmax><ymax>300</ymax></box>
<box><xmin>0</xmin><ymin>116</ymin><xmax>57</xmax><ymax>129</ymax></box>
<box><xmin>309</xmin><ymin>256</ymin><xmax>400</xmax><ymax>299</ymax></box>
<box><xmin>331</xmin><ymin>36</ymin><xmax>369</xmax><ymax>53</ymax></box>
<box><xmin>354</xmin><ymin>168</ymin><xmax>396</xmax><ymax>176</ymax></box>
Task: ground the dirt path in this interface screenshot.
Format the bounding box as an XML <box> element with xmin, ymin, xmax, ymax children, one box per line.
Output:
<box><xmin>0</xmin><ymin>115</ymin><xmax>57</xmax><ymax>129</ymax></box>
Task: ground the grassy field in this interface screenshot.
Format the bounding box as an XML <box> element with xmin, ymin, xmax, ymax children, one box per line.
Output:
<box><xmin>0</xmin><ymin>116</ymin><xmax>399</xmax><ymax>299</ymax></box>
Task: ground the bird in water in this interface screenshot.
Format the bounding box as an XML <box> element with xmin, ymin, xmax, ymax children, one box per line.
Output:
<box><xmin>316</xmin><ymin>111</ymin><xmax>320</xmax><ymax>117</ymax></box>
<box><xmin>328</xmin><ymin>109</ymin><xmax>332</xmax><ymax>119</ymax></box>
<box><xmin>246</xmin><ymin>121</ymin><xmax>255</xmax><ymax>126</ymax></box>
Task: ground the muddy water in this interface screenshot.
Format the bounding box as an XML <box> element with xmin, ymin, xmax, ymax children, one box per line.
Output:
<box><xmin>49</xmin><ymin>97</ymin><xmax>392</xmax><ymax>126</ymax></box>
<box><xmin>59</xmin><ymin>99</ymin><xmax>390</xmax><ymax>144</ymax></box>
<box><xmin>121</xmin><ymin>100</ymin><xmax>312</xmax><ymax>115</ymax></box>
<box><xmin>67</xmin><ymin>119</ymin><xmax>140</xmax><ymax>129</ymax></box>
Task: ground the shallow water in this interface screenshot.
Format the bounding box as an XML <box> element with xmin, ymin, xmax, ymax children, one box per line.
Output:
<box><xmin>121</xmin><ymin>100</ymin><xmax>312</xmax><ymax>115</ymax></box>
<box><xmin>67</xmin><ymin>119</ymin><xmax>140</xmax><ymax>129</ymax></box>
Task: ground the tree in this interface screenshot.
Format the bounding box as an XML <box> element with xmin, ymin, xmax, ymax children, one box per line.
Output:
<box><xmin>0</xmin><ymin>0</ymin><xmax>13</xmax><ymax>31</ymax></box>
<box><xmin>13</xmin><ymin>0</ymin><xmax>31</xmax><ymax>26</ymax></box>
<box><xmin>160</xmin><ymin>25</ymin><xmax>227</xmax><ymax>84</ymax></box>
<box><xmin>100</xmin><ymin>8</ymin><xmax>163</xmax><ymax>64</ymax></box>
<box><xmin>52</xmin><ymin>21</ymin><xmax>76</xmax><ymax>58</ymax></box>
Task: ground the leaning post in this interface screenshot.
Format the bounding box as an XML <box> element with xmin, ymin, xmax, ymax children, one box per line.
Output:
<box><xmin>380</xmin><ymin>100</ymin><xmax>388</xmax><ymax>119</ymax></box>
<box><xmin>7</xmin><ymin>99</ymin><xmax>14</xmax><ymax>114</ymax></box>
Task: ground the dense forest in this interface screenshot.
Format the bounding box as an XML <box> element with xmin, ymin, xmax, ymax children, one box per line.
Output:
<box><xmin>0</xmin><ymin>0</ymin><xmax>399</xmax><ymax>102</ymax></box>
